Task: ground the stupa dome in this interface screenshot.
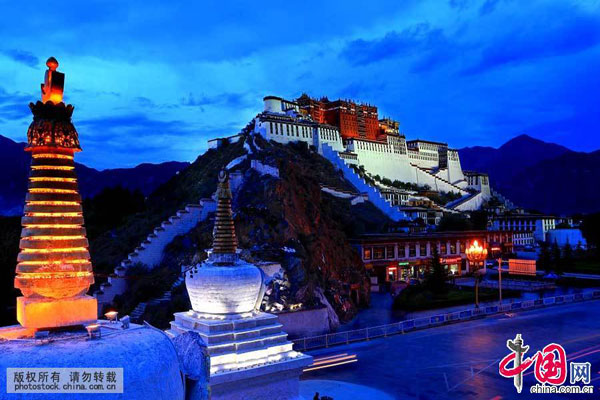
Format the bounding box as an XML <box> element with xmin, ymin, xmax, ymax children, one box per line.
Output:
<box><xmin>187</xmin><ymin>259</ymin><xmax>263</xmax><ymax>315</ymax></box>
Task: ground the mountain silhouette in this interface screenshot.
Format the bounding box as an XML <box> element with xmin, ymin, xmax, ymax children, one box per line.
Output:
<box><xmin>460</xmin><ymin>134</ymin><xmax>598</xmax><ymax>214</ymax></box>
<box><xmin>0</xmin><ymin>134</ymin><xmax>189</xmax><ymax>215</ymax></box>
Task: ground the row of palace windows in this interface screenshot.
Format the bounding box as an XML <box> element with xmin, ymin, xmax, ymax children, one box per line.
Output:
<box><xmin>269</xmin><ymin>121</ymin><xmax>313</xmax><ymax>139</ymax></box>
<box><xmin>409</xmin><ymin>152</ymin><xmax>438</xmax><ymax>161</ymax></box>
<box><xmin>388</xmin><ymin>137</ymin><xmax>408</xmax><ymax>155</ymax></box>
<box><xmin>355</xmin><ymin>140</ymin><xmax>388</xmax><ymax>152</ymax></box>
<box><xmin>362</xmin><ymin>241</ymin><xmax>471</xmax><ymax>261</ymax></box>
<box><xmin>407</xmin><ymin>142</ymin><xmax>444</xmax><ymax>152</ymax></box>
<box><xmin>319</xmin><ymin>127</ymin><xmax>339</xmax><ymax>142</ymax></box>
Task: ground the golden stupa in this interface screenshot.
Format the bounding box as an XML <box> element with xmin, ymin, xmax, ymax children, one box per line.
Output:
<box><xmin>14</xmin><ymin>57</ymin><xmax>96</xmax><ymax>329</ymax></box>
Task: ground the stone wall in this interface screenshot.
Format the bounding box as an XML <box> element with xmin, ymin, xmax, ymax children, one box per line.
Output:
<box><xmin>276</xmin><ymin>307</ymin><xmax>331</xmax><ymax>338</ymax></box>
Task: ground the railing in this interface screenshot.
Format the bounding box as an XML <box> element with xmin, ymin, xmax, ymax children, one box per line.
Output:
<box><xmin>293</xmin><ymin>290</ymin><xmax>600</xmax><ymax>352</ymax></box>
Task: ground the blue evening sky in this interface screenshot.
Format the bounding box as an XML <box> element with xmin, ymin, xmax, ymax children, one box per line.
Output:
<box><xmin>1</xmin><ymin>0</ymin><xmax>599</xmax><ymax>169</ymax></box>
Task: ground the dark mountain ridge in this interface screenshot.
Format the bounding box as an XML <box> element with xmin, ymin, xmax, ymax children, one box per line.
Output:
<box><xmin>0</xmin><ymin>134</ymin><xmax>189</xmax><ymax>215</ymax></box>
<box><xmin>459</xmin><ymin>134</ymin><xmax>599</xmax><ymax>214</ymax></box>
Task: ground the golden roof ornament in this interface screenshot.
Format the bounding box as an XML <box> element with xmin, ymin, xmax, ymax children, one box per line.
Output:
<box><xmin>210</xmin><ymin>170</ymin><xmax>238</xmax><ymax>259</ymax></box>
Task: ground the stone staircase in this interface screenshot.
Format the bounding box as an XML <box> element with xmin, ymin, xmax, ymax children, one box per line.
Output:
<box><xmin>93</xmin><ymin>199</ymin><xmax>217</xmax><ymax>310</ymax></box>
<box><xmin>129</xmin><ymin>273</ymin><xmax>186</xmax><ymax>323</ymax></box>
<box><xmin>413</xmin><ymin>165</ymin><xmax>468</xmax><ymax>195</ymax></box>
<box><xmin>119</xmin><ymin>199</ymin><xmax>216</xmax><ymax>271</ymax></box>
<box><xmin>445</xmin><ymin>191</ymin><xmax>485</xmax><ymax>211</ymax></box>
<box><xmin>130</xmin><ymin>302</ymin><xmax>147</xmax><ymax>321</ymax></box>
<box><xmin>321</xmin><ymin>144</ymin><xmax>408</xmax><ymax>221</ymax></box>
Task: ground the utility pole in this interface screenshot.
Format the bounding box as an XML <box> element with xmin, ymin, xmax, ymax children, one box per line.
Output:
<box><xmin>498</xmin><ymin>257</ymin><xmax>503</xmax><ymax>305</ymax></box>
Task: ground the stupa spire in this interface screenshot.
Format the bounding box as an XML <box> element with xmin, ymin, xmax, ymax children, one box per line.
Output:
<box><xmin>211</xmin><ymin>170</ymin><xmax>238</xmax><ymax>256</ymax></box>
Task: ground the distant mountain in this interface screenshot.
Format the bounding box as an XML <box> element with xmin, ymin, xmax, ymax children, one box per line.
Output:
<box><xmin>460</xmin><ymin>134</ymin><xmax>571</xmax><ymax>178</ymax></box>
<box><xmin>0</xmin><ymin>135</ymin><xmax>189</xmax><ymax>215</ymax></box>
<box><xmin>509</xmin><ymin>150</ymin><xmax>600</xmax><ymax>215</ymax></box>
<box><xmin>459</xmin><ymin>134</ymin><xmax>599</xmax><ymax>215</ymax></box>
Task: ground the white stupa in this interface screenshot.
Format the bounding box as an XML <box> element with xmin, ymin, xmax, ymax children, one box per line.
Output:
<box><xmin>167</xmin><ymin>170</ymin><xmax>312</xmax><ymax>400</ymax></box>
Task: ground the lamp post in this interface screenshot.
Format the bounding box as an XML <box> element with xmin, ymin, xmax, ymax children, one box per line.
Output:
<box><xmin>498</xmin><ymin>257</ymin><xmax>503</xmax><ymax>305</ymax></box>
<box><xmin>465</xmin><ymin>240</ymin><xmax>488</xmax><ymax>308</ymax></box>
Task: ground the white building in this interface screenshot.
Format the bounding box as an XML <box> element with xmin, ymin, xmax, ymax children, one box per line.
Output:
<box><xmin>489</xmin><ymin>214</ymin><xmax>557</xmax><ymax>243</ymax></box>
<box><xmin>464</xmin><ymin>171</ymin><xmax>491</xmax><ymax>198</ymax></box>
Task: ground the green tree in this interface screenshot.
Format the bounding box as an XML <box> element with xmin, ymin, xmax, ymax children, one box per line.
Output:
<box><xmin>538</xmin><ymin>241</ymin><xmax>551</xmax><ymax>274</ymax></box>
<box><xmin>551</xmin><ymin>240</ymin><xmax>562</xmax><ymax>275</ymax></box>
<box><xmin>425</xmin><ymin>246</ymin><xmax>448</xmax><ymax>294</ymax></box>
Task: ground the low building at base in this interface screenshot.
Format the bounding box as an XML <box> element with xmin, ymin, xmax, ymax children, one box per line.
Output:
<box><xmin>351</xmin><ymin>230</ymin><xmax>514</xmax><ymax>288</ymax></box>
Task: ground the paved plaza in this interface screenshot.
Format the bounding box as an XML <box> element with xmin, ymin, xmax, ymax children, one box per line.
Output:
<box><xmin>302</xmin><ymin>300</ymin><xmax>600</xmax><ymax>399</ymax></box>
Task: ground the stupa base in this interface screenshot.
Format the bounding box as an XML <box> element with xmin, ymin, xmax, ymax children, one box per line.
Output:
<box><xmin>167</xmin><ymin>310</ymin><xmax>312</xmax><ymax>400</ymax></box>
<box><xmin>17</xmin><ymin>295</ymin><xmax>97</xmax><ymax>330</ymax></box>
<box><xmin>210</xmin><ymin>359</ymin><xmax>309</xmax><ymax>400</ymax></box>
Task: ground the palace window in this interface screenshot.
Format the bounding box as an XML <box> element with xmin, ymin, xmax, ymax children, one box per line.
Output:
<box><xmin>439</xmin><ymin>242</ymin><xmax>447</xmax><ymax>255</ymax></box>
<box><xmin>409</xmin><ymin>243</ymin><xmax>416</xmax><ymax>258</ymax></box>
<box><xmin>373</xmin><ymin>246</ymin><xmax>385</xmax><ymax>260</ymax></box>
<box><xmin>450</xmin><ymin>242</ymin><xmax>456</xmax><ymax>254</ymax></box>
<box><xmin>386</xmin><ymin>245</ymin><xmax>395</xmax><ymax>259</ymax></box>
<box><xmin>363</xmin><ymin>247</ymin><xmax>372</xmax><ymax>260</ymax></box>
<box><xmin>419</xmin><ymin>242</ymin><xmax>428</xmax><ymax>257</ymax></box>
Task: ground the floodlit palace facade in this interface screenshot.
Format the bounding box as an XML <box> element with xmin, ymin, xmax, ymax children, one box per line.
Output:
<box><xmin>251</xmin><ymin>95</ymin><xmax>491</xmax><ymax>205</ymax></box>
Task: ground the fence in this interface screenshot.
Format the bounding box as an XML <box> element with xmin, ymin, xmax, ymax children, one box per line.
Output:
<box><xmin>292</xmin><ymin>290</ymin><xmax>600</xmax><ymax>352</ymax></box>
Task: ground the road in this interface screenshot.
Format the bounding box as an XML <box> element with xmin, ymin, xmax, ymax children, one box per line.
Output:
<box><xmin>302</xmin><ymin>300</ymin><xmax>600</xmax><ymax>399</ymax></box>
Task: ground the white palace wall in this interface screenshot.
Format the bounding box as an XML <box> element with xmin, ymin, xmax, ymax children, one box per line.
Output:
<box><xmin>446</xmin><ymin>150</ymin><xmax>465</xmax><ymax>184</ymax></box>
<box><xmin>346</xmin><ymin>138</ymin><xmax>415</xmax><ymax>182</ymax></box>
<box><xmin>254</xmin><ymin>117</ymin><xmax>344</xmax><ymax>153</ymax></box>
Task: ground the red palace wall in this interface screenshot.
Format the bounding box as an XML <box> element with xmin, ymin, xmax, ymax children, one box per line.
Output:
<box><xmin>297</xmin><ymin>95</ymin><xmax>380</xmax><ymax>141</ymax></box>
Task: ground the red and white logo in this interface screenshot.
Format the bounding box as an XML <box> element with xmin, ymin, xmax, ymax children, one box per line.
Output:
<box><xmin>499</xmin><ymin>334</ymin><xmax>593</xmax><ymax>395</ymax></box>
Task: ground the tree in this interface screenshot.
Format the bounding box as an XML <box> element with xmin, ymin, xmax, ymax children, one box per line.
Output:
<box><xmin>538</xmin><ymin>241</ymin><xmax>551</xmax><ymax>274</ymax></box>
<box><xmin>563</xmin><ymin>241</ymin><xmax>573</xmax><ymax>273</ymax></box>
<box><xmin>575</xmin><ymin>241</ymin><xmax>585</xmax><ymax>259</ymax></box>
<box><xmin>425</xmin><ymin>246</ymin><xmax>448</xmax><ymax>294</ymax></box>
<box><xmin>437</xmin><ymin>214</ymin><xmax>473</xmax><ymax>232</ymax></box>
<box><xmin>551</xmin><ymin>240</ymin><xmax>562</xmax><ymax>275</ymax></box>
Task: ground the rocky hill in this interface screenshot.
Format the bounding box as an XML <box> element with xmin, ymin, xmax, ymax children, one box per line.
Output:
<box><xmin>91</xmin><ymin>134</ymin><xmax>391</xmax><ymax>325</ymax></box>
<box><xmin>0</xmin><ymin>134</ymin><xmax>188</xmax><ymax>215</ymax></box>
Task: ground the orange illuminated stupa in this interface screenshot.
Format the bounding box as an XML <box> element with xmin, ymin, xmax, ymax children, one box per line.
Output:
<box><xmin>14</xmin><ymin>57</ymin><xmax>97</xmax><ymax>329</ymax></box>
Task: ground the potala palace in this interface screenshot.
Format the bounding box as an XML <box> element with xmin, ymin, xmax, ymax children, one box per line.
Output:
<box><xmin>232</xmin><ymin>94</ymin><xmax>494</xmax><ymax>214</ymax></box>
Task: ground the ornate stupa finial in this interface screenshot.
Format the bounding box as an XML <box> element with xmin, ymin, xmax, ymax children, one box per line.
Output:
<box><xmin>211</xmin><ymin>170</ymin><xmax>238</xmax><ymax>259</ymax></box>
<box><xmin>41</xmin><ymin>57</ymin><xmax>64</xmax><ymax>104</ymax></box>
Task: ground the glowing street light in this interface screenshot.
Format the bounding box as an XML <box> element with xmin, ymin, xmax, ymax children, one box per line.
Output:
<box><xmin>466</xmin><ymin>240</ymin><xmax>488</xmax><ymax>308</ymax></box>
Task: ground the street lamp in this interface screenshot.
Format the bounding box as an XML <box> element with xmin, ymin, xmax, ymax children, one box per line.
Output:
<box><xmin>497</xmin><ymin>257</ymin><xmax>503</xmax><ymax>305</ymax></box>
<box><xmin>466</xmin><ymin>240</ymin><xmax>488</xmax><ymax>308</ymax></box>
